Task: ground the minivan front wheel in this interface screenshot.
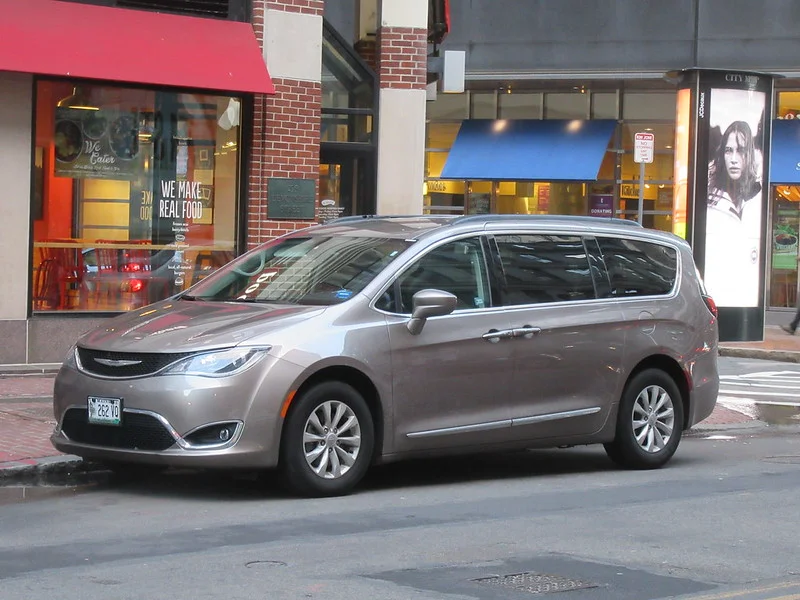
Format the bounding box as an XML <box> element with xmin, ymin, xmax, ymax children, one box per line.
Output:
<box><xmin>604</xmin><ymin>369</ymin><xmax>684</xmax><ymax>469</ymax></box>
<box><xmin>280</xmin><ymin>381</ymin><xmax>374</xmax><ymax>497</ymax></box>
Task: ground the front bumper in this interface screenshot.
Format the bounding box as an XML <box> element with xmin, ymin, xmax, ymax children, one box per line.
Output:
<box><xmin>50</xmin><ymin>354</ymin><xmax>304</xmax><ymax>469</ymax></box>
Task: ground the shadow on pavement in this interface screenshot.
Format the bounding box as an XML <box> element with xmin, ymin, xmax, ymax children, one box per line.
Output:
<box><xmin>1</xmin><ymin>444</ymin><xmax>710</xmax><ymax>503</ymax></box>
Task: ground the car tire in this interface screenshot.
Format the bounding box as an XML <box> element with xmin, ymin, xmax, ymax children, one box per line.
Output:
<box><xmin>604</xmin><ymin>368</ymin><xmax>684</xmax><ymax>470</ymax></box>
<box><xmin>279</xmin><ymin>381</ymin><xmax>374</xmax><ymax>497</ymax></box>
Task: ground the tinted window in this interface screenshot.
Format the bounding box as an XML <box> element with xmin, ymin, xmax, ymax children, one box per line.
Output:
<box><xmin>597</xmin><ymin>237</ymin><xmax>677</xmax><ymax>297</ymax></box>
<box><xmin>494</xmin><ymin>235</ymin><xmax>595</xmax><ymax>305</ymax></box>
<box><xmin>384</xmin><ymin>238</ymin><xmax>491</xmax><ymax>313</ymax></box>
<box><xmin>188</xmin><ymin>236</ymin><xmax>410</xmax><ymax>305</ymax></box>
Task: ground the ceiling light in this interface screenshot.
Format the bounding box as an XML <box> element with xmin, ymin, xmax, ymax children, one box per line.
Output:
<box><xmin>57</xmin><ymin>87</ymin><xmax>98</xmax><ymax>111</ymax></box>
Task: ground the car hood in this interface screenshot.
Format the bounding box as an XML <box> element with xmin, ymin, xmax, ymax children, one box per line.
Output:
<box><xmin>78</xmin><ymin>299</ymin><xmax>326</xmax><ymax>353</ymax></box>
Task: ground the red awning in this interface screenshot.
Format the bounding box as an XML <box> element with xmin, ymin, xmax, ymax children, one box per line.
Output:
<box><xmin>0</xmin><ymin>0</ymin><xmax>274</xmax><ymax>94</ymax></box>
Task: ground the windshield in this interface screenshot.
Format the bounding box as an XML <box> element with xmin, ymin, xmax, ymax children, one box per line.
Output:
<box><xmin>185</xmin><ymin>235</ymin><xmax>411</xmax><ymax>305</ymax></box>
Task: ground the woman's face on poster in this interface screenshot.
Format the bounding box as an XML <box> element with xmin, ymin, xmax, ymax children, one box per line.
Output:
<box><xmin>723</xmin><ymin>131</ymin><xmax>746</xmax><ymax>181</ymax></box>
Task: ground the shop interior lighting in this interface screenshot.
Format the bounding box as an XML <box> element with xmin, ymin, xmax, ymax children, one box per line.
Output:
<box><xmin>57</xmin><ymin>87</ymin><xmax>98</xmax><ymax>111</ymax></box>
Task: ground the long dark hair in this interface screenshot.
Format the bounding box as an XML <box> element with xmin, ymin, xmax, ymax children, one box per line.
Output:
<box><xmin>708</xmin><ymin>120</ymin><xmax>760</xmax><ymax>203</ymax></box>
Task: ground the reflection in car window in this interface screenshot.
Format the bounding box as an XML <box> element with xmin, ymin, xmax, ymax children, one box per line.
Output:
<box><xmin>387</xmin><ymin>237</ymin><xmax>490</xmax><ymax>313</ymax></box>
<box><xmin>186</xmin><ymin>236</ymin><xmax>411</xmax><ymax>305</ymax></box>
<box><xmin>597</xmin><ymin>237</ymin><xmax>677</xmax><ymax>297</ymax></box>
<box><xmin>494</xmin><ymin>235</ymin><xmax>595</xmax><ymax>305</ymax></box>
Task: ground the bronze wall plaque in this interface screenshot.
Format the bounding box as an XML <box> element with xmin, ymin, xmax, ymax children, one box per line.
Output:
<box><xmin>267</xmin><ymin>178</ymin><xmax>316</xmax><ymax>220</ymax></box>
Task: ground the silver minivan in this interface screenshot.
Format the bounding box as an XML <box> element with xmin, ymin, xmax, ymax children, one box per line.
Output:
<box><xmin>51</xmin><ymin>215</ymin><xmax>720</xmax><ymax>496</ymax></box>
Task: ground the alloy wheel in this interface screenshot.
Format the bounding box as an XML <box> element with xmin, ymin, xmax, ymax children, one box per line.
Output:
<box><xmin>302</xmin><ymin>400</ymin><xmax>362</xmax><ymax>479</ymax></box>
<box><xmin>632</xmin><ymin>384</ymin><xmax>675</xmax><ymax>453</ymax></box>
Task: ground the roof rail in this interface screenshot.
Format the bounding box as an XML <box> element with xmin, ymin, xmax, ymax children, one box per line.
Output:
<box><xmin>325</xmin><ymin>214</ymin><xmax>644</xmax><ymax>229</ymax></box>
<box><xmin>452</xmin><ymin>214</ymin><xmax>644</xmax><ymax>228</ymax></box>
<box><xmin>325</xmin><ymin>214</ymin><xmax>454</xmax><ymax>224</ymax></box>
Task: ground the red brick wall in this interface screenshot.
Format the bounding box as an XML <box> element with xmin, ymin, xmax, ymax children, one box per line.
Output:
<box><xmin>265</xmin><ymin>0</ymin><xmax>323</xmax><ymax>15</ymax></box>
<box><xmin>377</xmin><ymin>27</ymin><xmax>427</xmax><ymax>90</ymax></box>
<box><xmin>355</xmin><ymin>38</ymin><xmax>378</xmax><ymax>72</ymax></box>
<box><xmin>247</xmin><ymin>0</ymin><xmax>323</xmax><ymax>248</ymax></box>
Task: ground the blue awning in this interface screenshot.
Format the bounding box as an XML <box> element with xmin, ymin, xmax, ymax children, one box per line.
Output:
<box><xmin>770</xmin><ymin>119</ymin><xmax>800</xmax><ymax>184</ymax></box>
<box><xmin>440</xmin><ymin>119</ymin><xmax>616</xmax><ymax>181</ymax></box>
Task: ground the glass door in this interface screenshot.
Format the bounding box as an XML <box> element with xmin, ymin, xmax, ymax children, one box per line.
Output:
<box><xmin>319</xmin><ymin>148</ymin><xmax>374</xmax><ymax>222</ymax></box>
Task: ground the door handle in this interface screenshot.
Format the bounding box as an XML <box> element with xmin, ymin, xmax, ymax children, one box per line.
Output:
<box><xmin>512</xmin><ymin>326</ymin><xmax>541</xmax><ymax>339</ymax></box>
<box><xmin>482</xmin><ymin>329</ymin><xmax>515</xmax><ymax>343</ymax></box>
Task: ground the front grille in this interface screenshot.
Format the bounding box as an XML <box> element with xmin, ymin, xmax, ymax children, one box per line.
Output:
<box><xmin>77</xmin><ymin>347</ymin><xmax>193</xmax><ymax>378</ymax></box>
<box><xmin>61</xmin><ymin>408</ymin><xmax>177</xmax><ymax>451</ymax></box>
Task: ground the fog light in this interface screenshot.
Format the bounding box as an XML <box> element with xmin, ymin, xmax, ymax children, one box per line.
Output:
<box><xmin>183</xmin><ymin>422</ymin><xmax>240</xmax><ymax>447</ymax></box>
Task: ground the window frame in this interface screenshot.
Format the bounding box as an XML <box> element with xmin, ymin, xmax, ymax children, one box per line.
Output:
<box><xmin>488</xmin><ymin>232</ymin><xmax>600</xmax><ymax>307</ymax></box>
<box><xmin>29</xmin><ymin>75</ymin><xmax>248</xmax><ymax>316</ymax></box>
<box><xmin>594</xmin><ymin>235</ymin><xmax>681</xmax><ymax>299</ymax></box>
<box><xmin>371</xmin><ymin>233</ymin><xmax>501</xmax><ymax>316</ymax></box>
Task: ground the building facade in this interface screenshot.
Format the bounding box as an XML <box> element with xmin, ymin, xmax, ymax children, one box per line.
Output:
<box><xmin>4</xmin><ymin>0</ymin><xmax>800</xmax><ymax>366</ymax></box>
<box><xmin>0</xmin><ymin>0</ymin><xmax>428</xmax><ymax>366</ymax></box>
<box><xmin>406</xmin><ymin>0</ymin><xmax>800</xmax><ymax>329</ymax></box>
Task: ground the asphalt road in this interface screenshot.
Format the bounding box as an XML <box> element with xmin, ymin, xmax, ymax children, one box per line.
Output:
<box><xmin>1</xmin><ymin>424</ymin><xmax>800</xmax><ymax>599</ymax></box>
<box><xmin>717</xmin><ymin>357</ymin><xmax>800</xmax><ymax>424</ymax></box>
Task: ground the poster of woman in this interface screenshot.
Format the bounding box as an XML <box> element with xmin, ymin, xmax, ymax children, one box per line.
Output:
<box><xmin>703</xmin><ymin>87</ymin><xmax>766</xmax><ymax>308</ymax></box>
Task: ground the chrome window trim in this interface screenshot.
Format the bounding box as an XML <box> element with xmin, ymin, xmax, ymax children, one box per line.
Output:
<box><xmin>407</xmin><ymin>407</ymin><xmax>602</xmax><ymax>439</ymax></box>
<box><xmin>489</xmin><ymin>228</ymin><xmax>684</xmax><ymax>303</ymax></box>
<box><xmin>371</xmin><ymin>227</ymin><xmax>686</xmax><ymax>315</ymax></box>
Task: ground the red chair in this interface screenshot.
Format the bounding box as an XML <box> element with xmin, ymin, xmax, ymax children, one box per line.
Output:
<box><xmin>40</xmin><ymin>240</ymin><xmax>85</xmax><ymax>309</ymax></box>
<box><xmin>32</xmin><ymin>258</ymin><xmax>61</xmax><ymax>310</ymax></box>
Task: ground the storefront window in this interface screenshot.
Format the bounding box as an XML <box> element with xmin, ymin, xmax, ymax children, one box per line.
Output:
<box><xmin>622</xmin><ymin>92</ymin><xmax>676</xmax><ymax>120</ymax></box>
<box><xmin>428</xmin><ymin>94</ymin><xmax>468</xmax><ymax>120</ymax></box>
<box><xmin>770</xmin><ymin>186</ymin><xmax>800</xmax><ymax>308</ymax></box>
<box><xmin>470</xmin><ymin>92</ymin><xmax>497</xmax><ymax>118</ymax></box>
<box><xmin>544</xmin><ymin>92</ymin><xmax>589</xmax><ymax>119</ymax></box>
<box><xmin>424</xmin><ymin>87</ymin><xmax>677</xmax><ymax>232</ymax></box>
<box><xmin>31</xmin><ymin>81</ymin><xmax>240</xmax><ymax>313</ymax></box>
<box><xmin>592</xmin><ymin>92</ymin><xmax>618</xmax><ymax>119</ymax></box>
<box><xmin>498</xmin><ymin>92</ymin><xmax>542</xmax><ymax>119</ymax></box>
<box><xmin>617</xmin><ymin>122</ymin><xmax>675</xmax><ymax>231</ymax></box>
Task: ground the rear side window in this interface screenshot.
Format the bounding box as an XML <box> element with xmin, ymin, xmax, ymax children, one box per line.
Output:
<box><xmin>494</xmin><ymin>235</ymin><xmax>595</xmax><ymax>305</ymax></box>
<box><xmin>597</xmin><ymin>237</ymin><xmax>677</xmax><ymax>297</ymax></box>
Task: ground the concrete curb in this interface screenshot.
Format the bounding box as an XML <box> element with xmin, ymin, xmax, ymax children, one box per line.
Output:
<box><xmin>686</xmin><ymin>420</ymin><xmax>768</xmax><ymax>435</ymax></box>
<box><xmin>0</xmin><ymin>364</ymin><xmax>61</xmax><ymax>377</ymax></box>
<box><xmin>718</xmin><ymin>347</ymin><xmax>800</xmax><ymax>363</ymax></box>
<box><xmin>0</xmin><ymin>396</ymin><xmax>52</xmax><ymax>404</ymax></box>
<box><xmin>0</xmin><ymin>455</ymin><xmax>104</xmax><ymax>486</ymax></box>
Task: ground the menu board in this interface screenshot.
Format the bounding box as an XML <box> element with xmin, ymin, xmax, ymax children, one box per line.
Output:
<box><xmin>54</xmin><ymin>107</ymin><xmax>139</xmax><ymax>180</ymax></box>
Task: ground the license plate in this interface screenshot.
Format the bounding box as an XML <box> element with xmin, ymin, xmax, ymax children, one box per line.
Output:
<box><xmin>87</xmin><ymin>396</ymin><xmax>122</xmax><ymax>426</ymax></box>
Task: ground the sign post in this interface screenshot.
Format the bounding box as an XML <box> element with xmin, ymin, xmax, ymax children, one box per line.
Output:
<box><xmin>633</xmin><ymin>132</ymin><xmax>655</xmax><ymax>224</ymax></box>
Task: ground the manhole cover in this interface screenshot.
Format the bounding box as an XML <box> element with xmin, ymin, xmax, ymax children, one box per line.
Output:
<box><xmin>764</xmin><ymin>455</ymin><xmax>800</xmax><ymax>465</ymax></box>
<box><xmin>473</xmin><ymin>572</ymin><xmax>597</xmax><ymax>595</ymax></box>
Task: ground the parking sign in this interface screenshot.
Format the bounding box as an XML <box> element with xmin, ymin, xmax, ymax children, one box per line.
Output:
<box><xmin>634</xmin><ymin>132</ymin><xmax>655</xmax><ymax>163</ymax></box>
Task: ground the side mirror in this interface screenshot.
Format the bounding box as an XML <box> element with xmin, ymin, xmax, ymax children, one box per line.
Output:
<box><xmin>406</xmin><ymin>289</ymin><xmax>457</xmax><ymax>335</ymax></box>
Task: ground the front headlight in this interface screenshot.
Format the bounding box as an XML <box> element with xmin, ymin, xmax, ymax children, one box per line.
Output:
<box><xmin>63</xmin><ymin>344</ymin><xmax>78</xmax><ymax>369</ymax></box>
<box><xmin>162</xmin><ymin>347</ymin><xmax>269</xmax><ymax>378</ymax></box>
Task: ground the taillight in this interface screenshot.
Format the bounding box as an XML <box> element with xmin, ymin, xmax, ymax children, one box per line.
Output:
<box><xmin>121</xmin><ymin>279</ymin><xmax>144</xmax><ymax>293</ymax></box>
<box><xmin>702</xmin><ymin>294</ymin><xmax>718</xmax><ymax>319</ymax></box>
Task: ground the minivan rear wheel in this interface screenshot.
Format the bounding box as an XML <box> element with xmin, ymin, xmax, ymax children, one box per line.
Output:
<box><xmin>280</xmin><ymin>381</ymin><xmax>374</xmax><ymax>497</ymax></box>
<box><xmin>604</xmin><ymin>368</ymin><xmax>684</xmax><ymax>469</ymax></box>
